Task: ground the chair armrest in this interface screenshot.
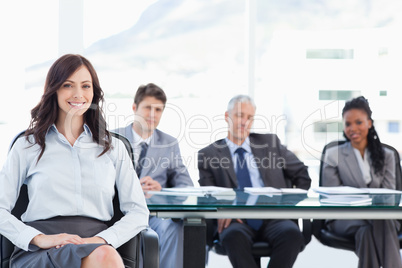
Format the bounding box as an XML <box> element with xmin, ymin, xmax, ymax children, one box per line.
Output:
<box><xmin>301</xmin><ymin>219</ymin><xmax>312</xmax><ymax>246</ymax></box>
<box><xmin>117</xmin><ymin>232</ymin><xmax>141</xmax><ymax>267</ymax></box>
<box><xmin>141</xmin><ymin>228</ymin><xmax>159</xmax><ymax>268</ymax></box>
<box><xmin>117</xmin><ymin>228</ymin><xmax>159</xmax><ymax>268</ymax></box>
<box><xmin>1</xmin><ymin>235</ymin><xmax>15</xmax><ymax>268</ymax></box>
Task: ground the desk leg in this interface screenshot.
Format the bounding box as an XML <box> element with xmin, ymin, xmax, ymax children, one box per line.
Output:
<box><xmin>183</xmin><ymin>218</ymin><xmax>206</xmax><ymax>268</ymax></box>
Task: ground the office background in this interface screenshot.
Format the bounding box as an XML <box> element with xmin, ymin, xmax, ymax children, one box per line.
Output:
<box><xmin>1</xmin><ymin>1</ymin><xmax>401</xmax><ymax>267</ymax></box>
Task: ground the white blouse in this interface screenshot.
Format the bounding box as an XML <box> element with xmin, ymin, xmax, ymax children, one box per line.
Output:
<box><xmin>0</xmin><ymin>124</ymin><xmax>149</xmax><ymax>251</ymax></box>
<box><xmin>352</xmin><ymin>147</ymin><xmax>372</xmax><ymax>185</ymax></box>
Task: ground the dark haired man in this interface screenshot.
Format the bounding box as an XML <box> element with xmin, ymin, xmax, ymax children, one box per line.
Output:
<box><xmin>113</xmin><ymin>83</ymin><xmax>193</xmax><ymax>268</ymax></box>
<box><xmin>198</xmin><ymin>95</ymin><xmax>311</xmax><ymax>268</ymax></box>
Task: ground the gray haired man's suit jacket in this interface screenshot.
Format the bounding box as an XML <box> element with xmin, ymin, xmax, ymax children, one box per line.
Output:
<box><xmin>198</xmin><ymin>133</ymin><xmax>311</xmax><ymax>190</ymax></box>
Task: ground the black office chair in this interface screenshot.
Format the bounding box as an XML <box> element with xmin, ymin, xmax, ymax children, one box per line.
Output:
<box><xmin>0</xmin><ymin>130</ymin><xmax>159</xmax><ymax>268</ymax></box>
<box><xmin>312</xmin><ymin>140</ymin><xmax>402</xmax><ymax>251</ymax></box>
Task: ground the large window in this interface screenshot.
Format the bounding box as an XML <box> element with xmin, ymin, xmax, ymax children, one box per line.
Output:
<box><xmin>2</xmin><ymin>0</ymin><xmax>402</xmax><ymax>186</ymax></box>
<box><xmin>319</xmin><ymin>90</ymin><xmax>360</xmax><ymax>101</ymax></box>
<box><xmin>388</xmin><ymin>122</ymin><xmax>400</xmax><ymax>133</ymax></box>
<box><xmin>306</xmin><ymin>49</ymin><xmax>354</xmax><ymax>60</ymax></box>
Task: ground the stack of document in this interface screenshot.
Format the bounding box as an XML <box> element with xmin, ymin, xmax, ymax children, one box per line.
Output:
<box><xmin>313</xmin><ymin>186</ymin><xmax>402</xmax><ymax>206</ymax></box>
<box><xmin>154</xmin><ymin>186</ymin><xmax>236</xmax><ymax>200</ymax></box>
<box><xmin>244</xmin><ymin>187</ymin><xmax>308</xmax><ymax>195</ymax></box>
<box><xmin>313</xmin><ymin>186</ymin><xmax>367</xmax><ymax>195</ymax></box>
<box><xmin>319</xmin><ymin>195</ymin><xmax>373</xmax><ymax>206</ymax></box>
<box><xmin>313</xmin><ymin>186</ymin><xmax>402</xmax><ymax>195</ymax></box>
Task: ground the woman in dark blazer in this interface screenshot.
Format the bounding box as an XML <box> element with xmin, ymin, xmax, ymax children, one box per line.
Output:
<box><xmin>322</xmin><ymin>96</ymin><xmax>401</xmax><ymax>268</ymax></box>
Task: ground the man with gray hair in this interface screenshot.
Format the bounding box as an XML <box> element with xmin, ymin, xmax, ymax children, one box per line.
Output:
<box><xmin>198</xmin><ymin>95</ymin><xmax>311</xmax><ymax>268</ymax></box>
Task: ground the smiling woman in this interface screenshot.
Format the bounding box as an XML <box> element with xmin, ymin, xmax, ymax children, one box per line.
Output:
<box><xmin>322</xmin><ymin>96</ymin><xmax>401</xmax><ymax>268</ymax></box>
<box><xmin>0</xmin><ymin>54</ymin><xmax>149</xmax><ymax>268</ymax></box>
<box><xmin>56</xmin><ymin>65</ymin><xmax>94</xmax><ymax>145</ymax></box>
<box><xmin>26</xmin><ymin>54</ymin><xmax>110</xmax><ymax>159</ymax></box>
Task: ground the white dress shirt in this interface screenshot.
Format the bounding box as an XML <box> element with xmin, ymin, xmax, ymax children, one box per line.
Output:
<box><xmin>132</xmin><ymin>128</ymin><xmax>152</xmax><ymax>168</ymax></box>
<box><xmin>0</xmin><ymin>124</ymin><xmax>149</xmax><ymax>251</ymax></box>
<box><xmin>225</xmin><ymin>137</ymin><xmax>264</xmax><ymax>188</ymax></box>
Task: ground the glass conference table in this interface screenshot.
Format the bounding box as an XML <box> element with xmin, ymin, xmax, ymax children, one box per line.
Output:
<box><xmin>145</xmin><ymin>188</ymin><xmax>402</xmax><ymax>268</ymax></box>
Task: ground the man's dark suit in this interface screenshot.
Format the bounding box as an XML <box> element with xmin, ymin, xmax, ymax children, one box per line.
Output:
<box><xmin>198</xmin><ymin>133</ymin><xmax>311</xmax><ymax>268</ymax></box>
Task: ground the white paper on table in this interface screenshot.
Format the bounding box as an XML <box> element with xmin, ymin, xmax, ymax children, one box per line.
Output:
<box><xmin>313</xmin><ymin>186</ymin><xmax>368</xmax><ymax>195</ymax></box>
<box><xmin>162</xmin><ymin>186</ymin><xmax>234</xmax><ymax>195</ymax></box>
<box><xmin>244</xmin><ymin>187</ymin><xmax>308</xmax><ymax>195</ymax></box>
<box><xmin>319</xmin><ymin>195</ymin><xmax>372</xmax><ymax>206</ymax></box>
<box><xmin>361</xmin><ymin>188</ymin><xmax>402</xmax><ymax>194</ymax></box>
<box><xmin>159</xmin><ymin>186</ymin><xmax>236</xmax><ymax>200</ymax></box>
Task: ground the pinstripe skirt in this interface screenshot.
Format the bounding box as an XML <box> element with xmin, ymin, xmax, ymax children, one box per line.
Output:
<box><xmin>10</xmin><ymin>216</ymin><xmax>111</xmax><ymax>268</ymax></box>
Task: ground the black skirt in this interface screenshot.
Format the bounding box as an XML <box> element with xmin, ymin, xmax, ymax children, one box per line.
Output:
<box><xmin>10</xmin><ymin>216</ymin><xmax>111</xmax><ymax>268</ymax></box>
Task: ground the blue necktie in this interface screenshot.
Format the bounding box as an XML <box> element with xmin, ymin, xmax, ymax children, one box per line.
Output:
<box><xmin>235</xmin><ymin>147</ymin><xmax>263</xmax><ymax>231</ymax></box>
<box><xmin>235</xmin><ymin>148</ymin><xmax>252</xmax><ymax>189</ymax></box>
<box><xmin>136</xmin><ymin>142</ymin><xmax>148</xmax><ymax>176</ymax></box>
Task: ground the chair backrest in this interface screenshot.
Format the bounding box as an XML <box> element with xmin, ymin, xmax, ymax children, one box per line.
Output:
<box><xmin>1</xmin><ymin>130</ymin><xmax>140</xmax><ymax>268</ymax></box>
<box><xmin>110</xmin><ymin>131</ymin><xmax>134</xmax><ymax>165</ymax></box>
<box><xmin>109</xmin><ymin>132</ymin><xmax>135</xmax><ymax>225</ymax></box>
<box><xmin>319</xmin><ymin>140</ymin><xmax>402</xmax><ymax>190</ymax></box>
<box><xmin>318</xmin><ymin>140</ymin><xmax>347</xmax><ymax>186</ymax></box>
<box><xmin>382</xmin><ymin>143</ymin><xmax>402</xmax><ymax>191</ymax></box>
<box><xmin>1</xmin><ymin>132</ymin><xmax>26</xmax><ymax>267</ymax></box>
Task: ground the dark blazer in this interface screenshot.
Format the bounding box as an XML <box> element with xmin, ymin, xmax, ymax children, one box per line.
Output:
<box><xmin>198</xmin><ymin>133</ymin><xmax>311</xmax><ymax>190</ymax></box>
<box><xmin>113</xmin><ymin>124</ymin><xmax>193</xmax><ymax>188</ymax></box>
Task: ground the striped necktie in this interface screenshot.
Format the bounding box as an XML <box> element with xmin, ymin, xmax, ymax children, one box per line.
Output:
<box><xmin>136</xmin><ymin>142</ymin><xmax>148</xmax><ymax>176</ymax></box>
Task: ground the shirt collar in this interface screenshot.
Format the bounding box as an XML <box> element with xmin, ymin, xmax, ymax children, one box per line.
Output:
<box><xmin>83</xmin><ymin>124</ymin><xmax>92</xmax><ymax>136</ymax></box>
<box><xmin>48</xmin><ymin>124</ymin><xmax>56</xmax><ymax>134</ymax></box>
<box><xmin>48</xmin><ymin>123</ymin><xmax>92</xmax><ymax>137</ymax></box>
<box><xmin>132</xmin><ymin>128</ymin><xmax>152</xmax><ymax>145</ymax></box>
<box><xmin>352</xmin><ymin>147</ymin><xmax>369</xmax><ymax>158</ymax></box>
<box><xmin>225</xmin><ymin>136</ymin><xmax>251</xmax><ymax>155</ymax></box>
